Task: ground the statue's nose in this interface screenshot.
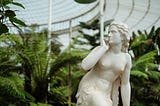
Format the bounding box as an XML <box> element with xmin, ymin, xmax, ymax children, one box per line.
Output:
<box><xmin>108</xmin><ymin>33</ymin><xmax>111</xmax><ymax>37</ymax></box>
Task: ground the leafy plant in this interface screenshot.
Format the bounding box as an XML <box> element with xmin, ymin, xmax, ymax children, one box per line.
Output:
<box><xmin>130</xmin><ymin>26</ymin><xmax>160</xmax><ymax>106</ymax></box>
<box><xmin>0</xmin><ymin>34</ymin><xmax>35</xmax><ymax>105</ymax></box>
<box><xmin>74</xmin><ymin>0</ymin><xmax>97</xmax><ymax>4</ymax></box>
<box><xmin>0</xmin><ymin>0</ymin><xmax>26</xmax><ymax>35</ymax></box>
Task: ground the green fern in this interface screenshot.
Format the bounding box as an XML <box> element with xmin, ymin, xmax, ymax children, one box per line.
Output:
<box><xmin>130</xmin><ymin>26</ymin><xmax>160</xmax><ymax>106</ymax></box>
<box><xmin>131</xmin><ymin>70</ymin><xmax>148</xmax><ymax>79</ymax></box>
<box><xmin>49</xmin><ymin>50</ymin><xmax>85</xmax><ymax>76</ymax></box>
<box><xmin>146</xmin><ymin>71</ymin><xmax>160</xmax><ymax>80</ymax></box>
<box><xmin>131</xmin><ymin>39</ymin><xmax>147</xmax><ymax>48</ymax></box>
<box><xmin>0</xmin><ymin>76</ymin><xmax>25</xmax><ymax>99</ymax></box>
<box><xmin>132</xmin><ymin>50</ymin><xmax>157</xmax><ymax>69</ymax></box>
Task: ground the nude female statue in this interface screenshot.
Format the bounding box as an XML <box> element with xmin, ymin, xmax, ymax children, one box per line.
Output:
<box><xmin>76</xmin><ymin>22</ymin><xmax>132</xmax><ymax>106</ymax></box>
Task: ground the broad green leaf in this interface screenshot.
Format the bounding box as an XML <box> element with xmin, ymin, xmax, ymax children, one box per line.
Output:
<box><xmin>11</xmin><ymin>2</ymin><xmax>25</xmax><ymax>9</ymax></box>
<box><xmin>74</xmin><ymin>0</ymin><xmax>97</xmax><ymax>4</ymax></box>
<box><xmin>1</xmin><ymin>0</ymin><xmax>13</xmax><ymax>5</ymax></box>
<box><xmin>5</xmin><ymin>10</ymin><xmax>16</xmax><ymax>17</ymax></box>
<box><xmin>9</xmin><ymin>17</ymin><xmax>26</xmax><ymax>26</ymax></box>
<box><xmin>0</xmin><ymin>24</ymin><xmax>9</xmax><ymax>35</ymax></box>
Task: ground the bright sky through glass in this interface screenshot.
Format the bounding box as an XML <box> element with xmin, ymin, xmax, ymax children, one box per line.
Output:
<box><xmin>10</xmin><ymin>0</ymin><xmax>160</xmax><ymax>50</ymax></box>
<box><xmin>12</xmin><ymin>0</ymin><xmax>160</xmax><ymax>33</ymax></box>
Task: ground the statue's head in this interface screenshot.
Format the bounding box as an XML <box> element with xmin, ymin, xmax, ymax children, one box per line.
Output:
<box><xmin>108</xmin><ymin>22</ymin><xmax>130</xmax><ymax>52</ymax></box>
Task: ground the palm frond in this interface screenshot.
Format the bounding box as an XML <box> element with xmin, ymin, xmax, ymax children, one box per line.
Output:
<box><xmin>0</xmin><ymin>76</ymin><xmax>25</xmax><ymax>99</ymax></box>
<box><xmin>51</xmin><ymin>86</ymin><xmax>69</xmax><ymax>97</ymax></box>
<box><xmin>131</xmin><ymin>70</ymin><xmax>148</xmax><ymax>79</ymax></box>
<box><xmin>132</xmin><ymin>50</ymin><xmax>157</xmax><ymax>68</ymax></box>
<box><xmin>130</xmin><ymin>39</ymin><xmax>147</xmax><ymax>48</ymax></box>
<box><xmin>146</xmin><ymin>71</ymin><xmax>160</xmax><ymax>80</ymax></box>
<box><xmin>0</xmin><ymin>75</ymin><xmax>35</xmax><ymax>101</ymax></box>
<box><xmin>49</xmin><ymin>50</ymin><xmax>85</xmax><ymax>77</ymax></box>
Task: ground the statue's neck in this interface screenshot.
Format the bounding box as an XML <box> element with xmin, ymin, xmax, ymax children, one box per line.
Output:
<box><xmin>109</xmin><ymin>43</ymin><xmax>122</xmax><ymax>54</ymax></box>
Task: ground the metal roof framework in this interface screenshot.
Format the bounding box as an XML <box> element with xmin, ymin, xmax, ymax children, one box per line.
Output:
<box><xmin>10</xmin><ymin>0</ymin><xmax>160</xmax><ymax>34</ymax></box>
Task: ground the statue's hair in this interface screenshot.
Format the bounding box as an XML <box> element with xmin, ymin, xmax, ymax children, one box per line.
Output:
<box><xmin>109</xmin><ymin>22</ymin><xmax>130</xmax><ymax>53</ymax></box>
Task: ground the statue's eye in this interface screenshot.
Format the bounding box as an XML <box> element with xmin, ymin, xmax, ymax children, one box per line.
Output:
<box><xmin>111</xmin><ymin>30</ymin><xmax>116</xmax><ymax>33</ymax></box>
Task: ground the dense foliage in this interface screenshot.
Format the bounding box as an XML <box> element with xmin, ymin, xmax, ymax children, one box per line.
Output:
<box><xmin>0</xmin><ymin>0</ymin><xmax>26</xmax><ymax>35</ymax></box>
<box><xmin>0</xmin><ymin>29</ymin><xmax>85</xmax><ymax>105</ymax></box>
<box><xmin>129</xmin><ymin>27</ymin><xmax>160</xmax><ymax>106</ymax></box>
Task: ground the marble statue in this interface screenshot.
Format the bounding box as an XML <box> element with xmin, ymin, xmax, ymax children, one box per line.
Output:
<box><xmin>76</xmin><ymin>22</ymin><xmax>132</xmax><ymax>106</ymax></box>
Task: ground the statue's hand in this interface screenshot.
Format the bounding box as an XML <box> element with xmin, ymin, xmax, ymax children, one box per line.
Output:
<box><xmin>104</xmin><ymin>37</ymin><xmax>109</xmax><ymax>45</ymax></box>
<box><xmin>101</xmin><ymin>38</ymin><xmax>109</xmax><ymax>50</ymax></box>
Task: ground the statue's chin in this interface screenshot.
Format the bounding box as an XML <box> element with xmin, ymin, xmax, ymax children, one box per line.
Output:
<box><xmin>109</xmin><ymin>41</ymin><xmax>121</xmax><ymax>45</ymax></box>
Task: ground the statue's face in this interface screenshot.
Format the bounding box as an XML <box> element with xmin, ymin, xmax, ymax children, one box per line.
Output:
<box><xmin>108</xmin><ymin>25</ymin><xmax>122</xmax><ymax>45</ymax></box>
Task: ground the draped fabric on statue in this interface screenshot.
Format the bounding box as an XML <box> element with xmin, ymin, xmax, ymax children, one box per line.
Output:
<box><xmin>111</xmin><ymin>77</ymin><xmax>121</xmax><ymax>106</ymax></box>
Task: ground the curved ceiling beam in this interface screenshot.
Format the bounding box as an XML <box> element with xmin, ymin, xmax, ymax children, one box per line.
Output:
<box><xmin>123</xmin><ymin>0</ymin><xmax>135</xmax><ymax>22</ymax></box>
<box><xmin>37</xmin><ymin>1</ymin><xmax>99</xmax><ymax>26</ymax></box>
<box><xmin>131</xmin><ymin>0</ymin><xmax>151</xmax><ymax>29</ymax></box>
<box><xmin>53</xmin><ymin>13</ymin><xmax>100</xmax><ymax>35</ymax></box>
<box><xmin>52</xmin><ymin>0</ymin><xmax>107</xmax><ymax>35</ymax></box>
<box><xmin>147</xmin><ymin>16</ymin><xmax>160</xmax><ymax>29</ymax></box>
<box><xmin>111</xmin><ymin>0</ymin><xmax>119</xmax><ymax>18</ymax></box>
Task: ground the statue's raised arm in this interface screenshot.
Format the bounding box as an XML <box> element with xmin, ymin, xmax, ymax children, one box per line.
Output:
<box><xmin>81</xmin><ymin>41</ymin><xmax>109</xmax><ymax>70</ymax></box>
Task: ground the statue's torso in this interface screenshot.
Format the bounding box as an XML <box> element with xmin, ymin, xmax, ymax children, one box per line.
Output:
<box><xmin>77</xmin><ymin>52</ymin><xmax>127</xmax><ymax>106</ymax></box>
<box><xmin>96</xmin><ymin>52</ymin><xmax>127</xmax><ymax>82</ymax></box>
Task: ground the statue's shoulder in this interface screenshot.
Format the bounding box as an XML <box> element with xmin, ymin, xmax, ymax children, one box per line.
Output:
<box><xmin>125</xmin><ymin>53</ymin><xmax>132</xmax><ymax>66</ymax></box>
<box><xmin>125</xmin><ymin>53</ymin><xmax>131</xmax><ymax>58</ymax></box>
<box><xmin>124</xmin><ymin>53</ymin><xmax>132</xmax><ymax>63</ymax></box>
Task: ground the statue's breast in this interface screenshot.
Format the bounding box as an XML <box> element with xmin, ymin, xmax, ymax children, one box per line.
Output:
<box><xmin>97</xmin><ymin>53</ymin><xmax>126</xmax><ymax>73</ymax></box>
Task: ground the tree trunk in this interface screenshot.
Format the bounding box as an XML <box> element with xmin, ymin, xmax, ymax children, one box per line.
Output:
<box><xmin>23</xmin><ymin>63</ymin><xmax>32</xmax><ymax>94</ymax></box>
<box><xmin>33</xmin><ymin>79</ymin><xmax>48</xmax><ymax>103</ymax></box>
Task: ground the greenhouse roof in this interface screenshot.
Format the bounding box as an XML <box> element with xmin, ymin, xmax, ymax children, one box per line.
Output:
<box><xmin>12</xmin><ymin>0</ymin><xmax>160</xmax><ymax>33</ymax></box>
